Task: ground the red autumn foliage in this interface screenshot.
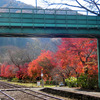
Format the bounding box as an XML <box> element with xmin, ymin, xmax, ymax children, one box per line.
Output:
<box><xmin>0</xmin><ymin>64</ymin><xmax>6</xmax><ymax>78</ymax></box>
<box><xmin>5</xmin><ymin>65</ymin><xmax>16</xmax><ymax>78</ymax></box>
<box><xmin>28</xmin><ymin>59</ymin><xmax>42</xmax><ymax>80</ymax></box>
<box><xmin>0</xmin><ymin>63</ymin><xmax>16</xmax><ymax>78</ymax></box>
<box><xmin>56</xmin><ymin>38</ymin><xmax>98</xmax><ymax>77</ymax></box>
<box><xmin>16</xmin><ymin>63</ymin><xmax>29</xmax><ymax>80</ymax></box>
<box><xmin>28</xmin><ymin>50</ymin><xmax>56</xmax><ymax>80</ymax></box>
<box><xmin>0</xmin><ymin>38</ymin><xmax>98</xmax><ymax>83</ymax></box>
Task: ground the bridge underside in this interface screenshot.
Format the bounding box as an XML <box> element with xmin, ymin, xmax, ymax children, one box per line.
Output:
<box><xmin>0</xmin><ymin>27</ymin><xmax>100</xmax><ymax>38</ymax></box>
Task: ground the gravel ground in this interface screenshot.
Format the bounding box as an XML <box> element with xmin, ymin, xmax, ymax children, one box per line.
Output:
<box><xmin>3</xmin><ymin>89</ymin><xmax>71</xmax><ymax>100</ymax></box>
<box><xmin>0</xmin><ymin>92</ymin><xmax>12</xmax><ymax>100</ymax></box>
<box><xmin>0</xmin><ymin>81</ymin><xmax>75</xmax><ymax>100</ymax></box>
<box><xmin>0</xmin><ymin>81</ymin><xmax>25</xmax><ymax>89</ymax></box>
<box><xmin>4</xmin><ymin>90</ymin><xmax>40</xmax><ymax>100</ymax></box>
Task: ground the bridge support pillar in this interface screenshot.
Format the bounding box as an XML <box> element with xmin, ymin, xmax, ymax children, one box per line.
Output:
<box><xmin>97</xmin><ymin>38</ymin><xmax>100</xmax><ymax>89</ymax></box>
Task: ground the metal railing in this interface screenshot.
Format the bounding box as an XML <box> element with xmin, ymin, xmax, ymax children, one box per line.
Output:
<box><xmin>0</xmin><ymin>7</ymin><xmax>99</xmax><ymax>29</ymax></box>
<box><xmin>0</xmin><ymin>7</ymin><xmax>98</xmax><ymax>16</ymax></box>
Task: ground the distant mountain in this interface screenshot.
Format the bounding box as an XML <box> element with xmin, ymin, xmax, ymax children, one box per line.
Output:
<box><xmin>0</xmin><ymin>0</ymin><xmax>61</xmax><ymax>51</ymax></box>
<box><xmin>32</xmin><ymin>38</ymin><xmax>61</xmax><ymax>52</ymax></box>
<box><xmin>0</xmin><ymin>37</ymin><xmax>61</xmax><ymax>50</ymax></box>
<box><xmin>0</xmin><ymin>0</ymin><xmax>35</xmax><ymax>48</ymax></box>
<box><xmin>0</xmin><ymin>0</ymin><xmax>77</xmax><ymax>14</ymax></box>
<box><xmin>0</xmin><ymin>0</ymin><xmax>34</xmax><ymax>8</ymax></box>
<box><xmin>0</xmin><ymin>37</ymin><xmax>33</xmax><ymax>48</ymax></box>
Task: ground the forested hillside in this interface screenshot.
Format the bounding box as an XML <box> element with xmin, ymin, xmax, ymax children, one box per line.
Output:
<box><xmin>0</xmin><ymin>0</ymin><xmax>34</xmax><ymax>47</ymax></box>
<box><xmin>0</xmin><ymin>0</ymin><xmax>60</xmax><ymax>51</ymax></box>
<box><xmin>0</xmin><ymin>0</ymin><xmax>34</xmax><ymax>8</ymax></box>
<box><xmin>0</xmin><ymin>0</ymin><xmax>61</xmax><ymax>69</ymax></box>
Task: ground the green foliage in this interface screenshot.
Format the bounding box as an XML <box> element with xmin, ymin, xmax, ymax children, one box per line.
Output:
<box><xmin>87</xmin><ymin>75</ymin><xmax>98</xmax><ymax>89</ymax></box>
<box><xmin>44</xmin><ymin>80</ymin><xmax>58</xmax><ymax>85</ymax></box>
<box><xmin>45</xmin><ymin>80</ymin><xmax>49</xmax><ymax>85</ymax></box>
<box><xmin>11</xmin><ymin>78</ymin><xmax>19</xmax><ymax>82</ymax></box>
<box><xmin>65</xmin><ymin>77</ymin><xmax>77</xmax><ymax>87</ymax></box>
<box><xmin>77</xmin><ymin>74</ymin><xmax>88</xmax><ymax>88</ymax></box>
<box><xmin>77</xmin><ymin>74</ymin><xmax>98</xmax><ymax>89</ymax></box>
<box><xmin>52</xmin><ymin>81</ymin><xmax>58</xmax><ymax>85</ymax></box>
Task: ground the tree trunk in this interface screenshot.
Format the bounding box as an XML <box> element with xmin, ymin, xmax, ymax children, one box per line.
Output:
<box><xmin>63</xmin><ymin>77</ymin><xmax>66</xmax><ymax>86</ymax></box>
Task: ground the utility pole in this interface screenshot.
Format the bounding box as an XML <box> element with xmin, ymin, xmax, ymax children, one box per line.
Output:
<box><xmin>41</xmin><ymin>69</ymin><xmax>44</xmax><ymax>87</ymax></box>
<box><xmin>36</xmin><ymin>0</ymin><xmax>37</xmax><ymax>13</ymax></box>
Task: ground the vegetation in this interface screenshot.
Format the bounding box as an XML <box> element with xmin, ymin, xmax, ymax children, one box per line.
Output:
<box><xmin>0</xmin><ymin>38</ymin><xmax>98</xmax><ymax>89</ymax></box>
<box><xmin>65</xmin><ymin>77</ymin><xmax>77</xmax><ymax>87</ymax></box>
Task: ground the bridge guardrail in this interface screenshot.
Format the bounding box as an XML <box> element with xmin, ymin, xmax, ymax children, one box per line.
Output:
<box><xmin>0</xmin><ymin>7</ymin><xmax>99</xmax><ymax>29</ymax></box>
<box><xmin>0</xmin><ymin>7</ymin><xmax>98</xmax><ymax>16</ymax></box>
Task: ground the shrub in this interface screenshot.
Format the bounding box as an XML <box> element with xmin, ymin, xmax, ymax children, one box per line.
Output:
<box><xmin>77</xmin><ymin>74</ymin><xmax>98</xmax><ymax>89</ymax></box>
<box><xmin>65</xmin><ymin>77</ymin><xmax>77</xmax><ymax>87</ymax></box>
<box><xmin>52</xmin><ymin>80</ymin><xmax>58</xmax><ymax>85</ymax></box>
<box><xmin>87</xmin><ymin>75</ymin><xmax>98</xmax><ymax>89</ymax></box>
<box><xmin>87</xmin><ymin>76</ymin><xmax>98</xmax><ymax>89</ymax></box>
<box><xmin>44</xmin><ymin>80</ymin><xmax>58</xmax><ymax>85</ymax></box>
<box><xmin>77</xmin><ymin>74</ymin><xmax>88</xmax><ymax>88</ymax></box>
<box><xmin>45</xmin><ymin>80</ymin><xmax>50</xmax><ymax>85</ymax></box>
<box><xmin>11</xmin><ymin>78</ymin><xmax>19</xmax><ymax>82</ymax></box>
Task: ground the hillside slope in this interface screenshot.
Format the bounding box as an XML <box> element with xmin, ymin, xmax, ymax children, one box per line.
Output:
<box><xmin>0</xmin><ymin>0</ymin><xmax>34</xmax><ymax>8</ymax></box>
<box><xmin>0</xmin><ymin>0</ymin><xmax>60</xmax><ymax>50</ymax></box>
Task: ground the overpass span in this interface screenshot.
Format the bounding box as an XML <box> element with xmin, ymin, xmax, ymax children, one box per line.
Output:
<box><xmin>0</xmin><ymin>8</ymin><xmax>100</xmax><ymax>37</ymax></box>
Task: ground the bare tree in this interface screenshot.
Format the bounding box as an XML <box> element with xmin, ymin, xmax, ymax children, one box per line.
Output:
<box><xmin>25</xmin><ymin>39</ymin><xmax>42</xmax><ymax>60</ymax></box>
<box><xmin>51</xmin><ymin>66</ymin><xmax>74</xmax><ymax>85</ymax></box>
<box><xmin>8</xmin><ymin>48</ymin><xmax>30</xmax><ymax>70</ymax></box>
<box><xmin>43</xmin><ymin>0</ymin><xmax>100</xmax><ymax>15</ymax></box>
<box><xmin>25</xmin><ymin>38</ymin><xmax>60</xmax><ymax>60</ymax></box>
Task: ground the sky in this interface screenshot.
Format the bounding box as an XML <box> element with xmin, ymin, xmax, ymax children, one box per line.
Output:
<box><xmin>16</xmin><ymin>0</ymin><xmax>48</xmax><ymax>8</ymax></box>
<box><xmin>16</xmin><ymin>0</ymin><xmax>62</xmax><ymax>6</ymax></box>
<box><xmin>16</xmin><ymin>0</ymin><xmax>96</xmax><ymax>15</ymax></box>
<box><xmin>16</xmin><ymin>0</ymin><xmax>78</xmax><ymax>9</ymax></box>
<box><xmin>17</xmin><ymin>0</ymin><xmax>36</xmax><ymax>6</ymax></box>
<box><xmin>16</xmin><ymin>0</ymin><xmax>87</xmax><ymax>13</ymax></box>
<box><xmin>16</xmin><ymin>0</ymin><xmax>84</xmax><ymax>10</ymax></box>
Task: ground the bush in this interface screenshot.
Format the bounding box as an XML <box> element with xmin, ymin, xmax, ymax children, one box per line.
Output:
<box><xmin>52</xmin><ymin>80</ymin><xmax>58</xmax><ymax>85</ymax></box>
<box><xmin>77</xmin><ymin>74</ymin><xmax>98</xmax><ymax>89</ymax></box>
<box><xmin>87</xmin><ymin>75</ymin><xmax>98</xmax><ymax>89</ymax></box>
<box><xmin>65</xmin><ymin>77</ymin><xmax>77</xmax><ymax>87</ymax></box>
<box><xmin>77</xmin><ymin>74</ymin><xmax>88</xmax><ymax>88</ymax></box>
<box><xmin>44</xmin><ymin>80</ymin><xmax>58</xmax><ymax>85</ymax></box>
<box><xmin>45</xmin><ymin>80</ymin><xmax>50</xmax><ymax>85</ymax></box>
<box><xmin>11</xmin><ymin>78</ymin><xmax>19</xmax><ymax>82</ymax></box>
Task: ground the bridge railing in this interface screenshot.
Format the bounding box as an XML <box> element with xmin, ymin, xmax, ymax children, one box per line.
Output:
<box><xmin>0</xmin><ymin>7</ymin><xmax>98</xmax><ymax>16</ymax></box>
<box><xmin>0</xmin><ymin>7</ymin><xmax>99</xmax><ymax>29</ymax></box>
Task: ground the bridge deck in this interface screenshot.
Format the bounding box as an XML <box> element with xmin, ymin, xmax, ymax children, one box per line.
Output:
<box><xmin>0</xmin><ymin>8</ymin><xmax>100</xmax><ymax>37</ymax></box>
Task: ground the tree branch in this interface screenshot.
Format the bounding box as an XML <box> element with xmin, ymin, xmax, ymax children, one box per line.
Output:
<box><xmin>91</xmin><ymin>0</ymin><xmax>100</xmax><ymax>13</ymax></box>
<box><xmin>43</xmin><ymin>0</ymin><xmax>100</xmax><ymax>15</ymax></box>
<box><xmin>49</xmin><ymin>3</ymin><xmax>82</xmax><ymax>8</ymax></box>
<box><xmin>75</xmin><ymin>0</ymin><xmax>99</xmax><ymax>15</ymax></box>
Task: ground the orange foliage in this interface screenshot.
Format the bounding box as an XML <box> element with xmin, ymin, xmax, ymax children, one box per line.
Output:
<box><xmin>56</xmin><ymin>38</ymin><xmax>98</xmax><ymax>76</ymax></box>
<box><xmin>28</xmin><ymin>50</ymin><xmax>56</xmax><ymax>80</ymax></box>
